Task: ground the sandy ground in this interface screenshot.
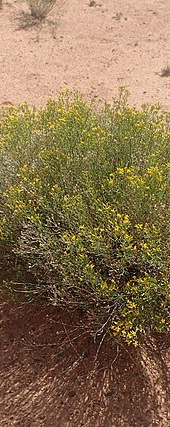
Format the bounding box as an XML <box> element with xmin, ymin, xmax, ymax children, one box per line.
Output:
<box><xmin>0</xmin><ymin>0</ymin><xmax>170</xmax><ymax>426</ymax></box>
<box><xmin>0</xmin><ymin>299</ymin><xmax>170</xmax><ymax>427</ymax></box>
<box><xmin>1</xmin><ymin>0</ymin><xmax>170</xmax><ymax>109</ymax></box>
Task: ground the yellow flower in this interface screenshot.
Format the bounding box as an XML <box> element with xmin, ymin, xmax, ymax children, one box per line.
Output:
<box><xmin>101</xmin><ymin>282</ymin><xmax>108</xmax><ymax>290</ymax></box>
<box><xmin>135</xmin><ymin>223</ymin><xmax>143</xmax><ymax>230</ymax></box>
<box><xmin>49</xmin><ymin>123</ymin><xmax>55</xmax><ymax>129</ymax></box>
<box><xmin>141</xmin><ymin>243</ymin><xmax>148</xmax><ymax>250</ymax></box>
<box><xmin>116</xmin><ymin>167</ymin><xmax>124</xmax><ymax>175</ymax></box>
<box><xmin>123</xmin><ymin>214</ymin><xmax>130</xmax><ymax>225</ymax></box>
<box><xmin>128</xmin><ymin>301</ymin><xmax>137</xmax><ymax>309</ymax></box>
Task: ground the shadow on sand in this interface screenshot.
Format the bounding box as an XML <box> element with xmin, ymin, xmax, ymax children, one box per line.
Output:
<box><xmin>0</xmin><ymin>300</ymin><xmax>169</xmax><ymax>426</ymax></box>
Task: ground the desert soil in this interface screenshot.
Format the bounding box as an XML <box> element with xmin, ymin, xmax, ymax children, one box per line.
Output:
<box><xmin>0</xmin><ymin>0</ymin><xmax>170</xmax><ymax>426</ymax></box>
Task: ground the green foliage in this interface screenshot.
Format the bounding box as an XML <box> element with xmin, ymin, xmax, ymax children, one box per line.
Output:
<box><xmin>0</xmin><ymin>89</ymin><xmax>170</xmax><ymax>345</ymax></box>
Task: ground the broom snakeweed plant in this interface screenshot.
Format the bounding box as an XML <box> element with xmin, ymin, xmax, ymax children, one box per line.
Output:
<box><xmin>0</xmin><ymin>89</ymin><xmax>170</xmax><ymax>346</ymax></box>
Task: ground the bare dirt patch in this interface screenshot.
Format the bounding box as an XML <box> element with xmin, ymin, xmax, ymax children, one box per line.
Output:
<box><xmin>0</xmin><ymin>298</ymin><xmax>170</xmax><ymax>426</ymax></box>
<box><xmin>0</xmin><ymin>0</ymin><xmax>170</xmax><ymax>108</ymax></box>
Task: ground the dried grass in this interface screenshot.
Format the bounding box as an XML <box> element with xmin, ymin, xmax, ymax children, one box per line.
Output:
<box><xmin>26</xmin><ymin>0</ymin><xmax>65</xmax><ymax>21</ymax></box>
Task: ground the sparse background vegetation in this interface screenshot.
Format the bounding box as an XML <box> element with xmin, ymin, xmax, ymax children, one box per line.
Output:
<box><xmin>27</xmin><ymin>0</ymin><xmax>58</xmax><ymax>20</ymax></box>
<box><xmin>18</xmin><ymin>0</ymin><xmax>66</xmax><ymax>29</ymax></box>
<box><xmin>160</xmin><ymin>64</ymin><xmax>170</xmax><ymax>78</ymax></box>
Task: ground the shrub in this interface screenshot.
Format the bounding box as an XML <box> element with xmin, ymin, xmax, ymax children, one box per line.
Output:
<box><xmin>160</xmin><ymin>65</ymin><xmax>170</xmax><ymax>78</ymax></box>
<box><xmin>26</xmin><ymin>0</ymin><xmax>64</xmax><ymax>21</ymax></box>
<box><xmin>0</xmin><ymin>90</ymin><xmax>170</xmax><ymax>345</ymax></box>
